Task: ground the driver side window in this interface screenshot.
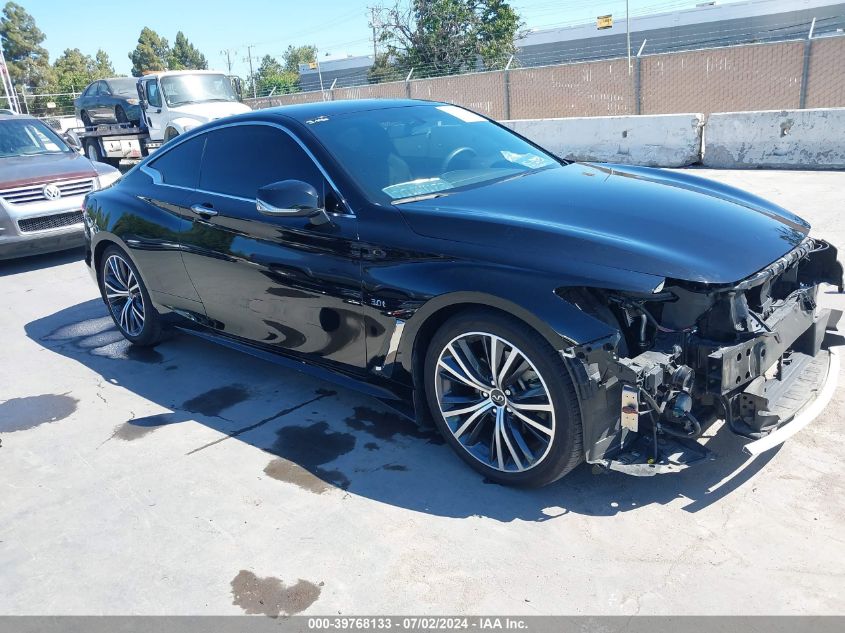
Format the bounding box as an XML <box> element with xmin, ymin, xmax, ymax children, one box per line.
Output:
<box><xmin>146</xmin><ymin>81</ymin><xmax>162</xmax><ymax>108</ymax></box>
<box><xmin>199</xmin><ymin>125</ymin><xmax>325</xmax><ymax>201</ymax></box>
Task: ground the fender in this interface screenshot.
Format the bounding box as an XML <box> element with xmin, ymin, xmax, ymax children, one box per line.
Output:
<box><xmin>166</xmin><ymin>116</ymin><xmax>205</xmax><ymax>137</ymax></box>
<box><xmin>377</xmin><ymin>260</ymin><xmax>660</xmax><ymax>379</ymax></box>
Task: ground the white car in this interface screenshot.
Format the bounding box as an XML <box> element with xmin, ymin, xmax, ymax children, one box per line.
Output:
<box><xmin>136</xmin><ymin>70</ymin><xmax>251</xmax><ymax>142</ymax></box>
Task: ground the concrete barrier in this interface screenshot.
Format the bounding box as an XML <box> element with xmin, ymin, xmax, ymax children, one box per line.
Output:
<box><xmin>703</xmin><ymin>108</ymin><xmax>845</xmax><ymax>169</ymax></box>
<box><xmin>503</xmin><ymin>113</ymin><xmax>704</xmax><ymax>167</ymax></box>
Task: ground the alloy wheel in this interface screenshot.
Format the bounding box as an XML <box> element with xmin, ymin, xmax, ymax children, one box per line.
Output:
<box><xmin>434</xmin><ymin>331</ymin><xmax>556</xmax><ymax>472</ymax></box>
<box><xmin>103</xmin><ymin>254</ymin><xmax>145</xmax><ymax>337</ymax></box>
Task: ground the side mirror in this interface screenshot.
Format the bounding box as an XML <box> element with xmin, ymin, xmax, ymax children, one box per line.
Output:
<box><xmin>257</xmin><ymin>180</ymin><xmax>330</xmax><ymax>225</ymax></box>
<box><xmin>64</xmin><ymin>132</ymin><xmax>82</xmax><ymax>152</ymax></box>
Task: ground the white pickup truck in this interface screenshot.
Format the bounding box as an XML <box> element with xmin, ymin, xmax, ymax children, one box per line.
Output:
<box><xmin>69</xmin><ymin>70</ymin><xmax>251</xmax><ymax>166</ymax></box>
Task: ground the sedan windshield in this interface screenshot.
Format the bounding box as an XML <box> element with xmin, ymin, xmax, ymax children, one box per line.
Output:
<box><xmin>160</xmin><ymin>73</ymin><xmax>238</xmax><ymax>107</ymax></box>
<box><xmin>0</xmin><ymin>118</ymin><xmax>70</xmax><ymax>158</ymax></box>
<box><xmin>305</xmin><ymin>104</ymin><xmax>560</xmax><ymax>203</ymax></box>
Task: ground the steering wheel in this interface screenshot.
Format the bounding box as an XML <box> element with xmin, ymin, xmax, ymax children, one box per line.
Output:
<box><xmin>441</xmin><ymin>146</ymin><xmax>478</xmax><ymax>172</ymax></box>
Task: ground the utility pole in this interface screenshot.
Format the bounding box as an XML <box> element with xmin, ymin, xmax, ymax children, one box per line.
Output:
<box><xmin>626</xmin><ymin>0</ymin><xmax>632</xmax><ymax>74</ymax></box>
<box><xmin>220</xmin><ymin>48</ymin><xmax>235</xmax><ymax>74</ymax></box>
<box><xmin>369</xmin><ymin>6</ymin><xmax>380</xmax><ymax>60</ymax></box>
<box><xmin>245</xmin><ymin>45</ymin><xmax>256</xmax><ymax>98</ymax></box>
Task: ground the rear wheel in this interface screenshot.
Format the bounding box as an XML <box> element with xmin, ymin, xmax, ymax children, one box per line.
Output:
<box><xmin>115</xmin><ymin>105</ymin><xmax>128</xmax><ymax>123</ymax></box>
<box><xmin>98</xmin><ymin>245</ymin><xmax>163</xmax><ymax>346</ymax></box>
<box><xmin>424</xmin><ymin>309</ymin><xmax>583</xmax><ymax>487</ymax></box>
<box><xmin>85</xmin><ymin>139</ymin><xmax>103</xmax><ymax>163</ymax></box>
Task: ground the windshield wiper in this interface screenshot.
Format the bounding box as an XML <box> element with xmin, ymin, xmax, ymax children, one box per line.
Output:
<box><xmin>392</xmin><ymin>192</ymin><xmax>451</xmax><ymax>205</ymax></box>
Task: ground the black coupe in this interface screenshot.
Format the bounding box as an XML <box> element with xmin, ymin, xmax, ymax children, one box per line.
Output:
<box><xmin>83</xmin><ymin>99</ymin><xmax>842</xmax><ymax>486</ymax></box>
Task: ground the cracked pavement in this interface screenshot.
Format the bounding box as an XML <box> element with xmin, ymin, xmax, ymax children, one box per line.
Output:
<box><xmin>1</xmin><ymin>169</ymin><xmax>844</xmax><ymax>615</ymax></box>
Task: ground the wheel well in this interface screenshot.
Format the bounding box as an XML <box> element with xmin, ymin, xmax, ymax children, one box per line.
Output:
<box><xmin>92</xmin><ymin>239</ymin><xmax>118</xmax><ymax>280</ymax></box>
<box><xmin>164</xmin><ymin>127</ymin><xmax>178</xmax><ymax>140</ymax></box>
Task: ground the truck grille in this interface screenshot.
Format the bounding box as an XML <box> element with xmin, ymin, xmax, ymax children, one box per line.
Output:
<box><xmin>18</xmin><ymin>211</ymin><xmax>84</xmax><ymax>233</ymax></box>
<box><xmin>0</xmin><ymin>178</ymin><xmax>95</xmax><ymax>205</ymax></box>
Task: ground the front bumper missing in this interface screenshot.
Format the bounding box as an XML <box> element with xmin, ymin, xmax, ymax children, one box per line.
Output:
<box><xmin>742</xmin><ymin>346</ymin><xmax>839</xmax><ymax>456</ymax></box>
<box><xmin>571</xmin><ymin>286</ymin><xmax>841</xmax><ymax>475</ymax></box>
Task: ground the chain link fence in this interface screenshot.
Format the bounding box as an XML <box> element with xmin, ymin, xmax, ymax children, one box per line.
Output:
<box><xmin>4</xmin><ymin>14</ymin><xmax>844</xmax><ymax>123</ymax></box>
<box><xmin>245</xmin><ymin>32</ymin><xmax>845</xmax><ymax>120</ymax></box>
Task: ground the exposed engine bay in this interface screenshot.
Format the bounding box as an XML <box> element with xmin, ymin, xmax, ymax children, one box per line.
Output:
<box><xmin>564</xmin><ymin>237</ymin><xmax>844</xmax><ymax>474</ymax></box>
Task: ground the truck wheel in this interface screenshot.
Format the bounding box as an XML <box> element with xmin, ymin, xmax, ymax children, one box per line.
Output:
<box><xmin>164</xmin><ymin>128</ymin><xmax>179</xmax><ymax>143</ymax></box>
<box><xmin>85</xmin><ymin>139</ymin><xmax>103</xmax><ymax>163</ymax></box>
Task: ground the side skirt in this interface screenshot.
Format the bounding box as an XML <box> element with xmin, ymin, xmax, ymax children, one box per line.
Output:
<box><xmin>175</xmin><ymin>326</ymin><xmax>417</xmax><ymax>420</ymax></box>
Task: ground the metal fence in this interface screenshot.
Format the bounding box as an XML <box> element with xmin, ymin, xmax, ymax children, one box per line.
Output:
<box><xmin>5</xmin><ymin>18</ymin><xmax>845</xmax><ymax>123</ymax></box>
<box><xmin>244</xmin><ymin>33</ymin><xmax>845</xmax><ymax>120</ymax></box>
<box><xmin>0</xmin><ymin>90</ymin><xmax>80</xmax><ymax>120</ymax></box>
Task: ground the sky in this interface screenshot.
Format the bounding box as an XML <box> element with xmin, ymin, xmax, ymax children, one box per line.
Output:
<box><xmin>21</xmin><ymin>0</ymin><xmax>747</xmax><ymax>79</ymax></box>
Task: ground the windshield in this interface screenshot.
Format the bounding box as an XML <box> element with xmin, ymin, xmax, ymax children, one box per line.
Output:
<box><xmin>160</xmin><ymin>73</ymin><xmax>238</xmax><ymax>107</ymax></box>
<box><xmin>305</xmin><ymin>104</ymin><xmax>560</xmax><ymax>203</ymax></box>
<box><xmin>0</xmin><ymin>118</ymin><xmax>70</xmax><ymax>158</ymax></box>
<box><xmin>109</xmin><ymin>78</ymin><xmax>138</xmax><ymax>96</ymax></box>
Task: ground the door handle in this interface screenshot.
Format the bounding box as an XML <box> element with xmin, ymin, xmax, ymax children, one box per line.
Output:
<box><xmin>190</xmin><ymin>203</ymin><xmax>218</xmax><ymax>218</ymax></box>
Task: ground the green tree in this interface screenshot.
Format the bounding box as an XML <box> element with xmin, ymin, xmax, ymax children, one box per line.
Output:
<box><xmin>250</xmin><ymin>54</ymin><xmax>298</xmax><ymax>97</ymax></box>
<box><xmin>169</xmin><ymin>31</ymin><xmax>208</xmax><ymax>70</ymax></box>
<box><xmin>281</xmin><ymin>44</ymin><xmax>317</xmax><ymax>74</ymax></box>
<box><xmin>52</xmin><ymin>48</ymin><xmax>95</xmax><ymax>94</ymax></box>
<box><xmin>94</xmin><ymin>49</ymin><xmax>115</xmax><ymax>77</ymax></box>
<box><xmin>374</xmin><ymin>0</ymin><xmax>521</xmax><ymax>78</ymax></box>
<box><xmin>0</xmin><ymin>1</ymin><xmax>52</xmax><ymax>90</ymax></box>
<box><xmin>51</xmin><ymin>48</ymin><xmax>118</xmax><ymax>111</ymax></box>
<box><xmin>128</xmin><ymin>27</ymin><xmax>170</xmax><ymax>76</ymax></box>
<box><xmin>367</xmin><ymin>52</ymin><xmax>403</xmax><ymax>84</ymax></box>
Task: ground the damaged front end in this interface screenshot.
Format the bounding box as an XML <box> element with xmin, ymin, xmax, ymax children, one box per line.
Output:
<box><xmin>565</xmin><ymin>238</ymin><xmax>843</xmax><ymax>475</ymax></box>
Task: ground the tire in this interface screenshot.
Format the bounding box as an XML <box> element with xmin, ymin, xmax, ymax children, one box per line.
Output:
<box><xmin>81</xmin><ymin>110</ymin><xmax>92</xmax><ymax>127</ymax></box>
<box><xmin>98</xmin><ymin>245</ymin><xmax>163</xmax><ymax>347</ymax></box>
<box><xmin>164</xmin><ymin>128</ymin><xmax>179</xmax><ymax>143</ymax></box>
<box><xmin>424</xmin><ymin>309</ymin><xmax>583</xmax><ymax>487</ymax></box>
<box><xmin>115</xmin><ymin>105</ymin><xmax>128</xmax><ymax>124</ymax></box>
<box><xmin>85</xmin><ymin>139</ymin><xmax>103</xmax><ymax>163</ymax></box>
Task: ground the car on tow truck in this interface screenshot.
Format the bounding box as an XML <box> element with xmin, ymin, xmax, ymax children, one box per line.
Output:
<box><xmin>0</xmin><ymin>113</ymin><xmax>120</xmax><ymax>260</ymax></box>
<box><xmin>69</xmin><ymin>70</ymin><xmax>250</xmax><ymax>168</ymax></box>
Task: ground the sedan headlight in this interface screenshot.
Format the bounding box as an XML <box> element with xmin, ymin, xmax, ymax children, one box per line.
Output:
<box><xmin>96</xmin><ymin>169</ymin><xmax>122</xmax><ymax>190</ymax></box>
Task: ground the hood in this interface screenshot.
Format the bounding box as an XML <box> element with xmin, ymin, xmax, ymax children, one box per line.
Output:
<box><xmin>168</xmin><ymin>100</ymin><xmax>251</xmax><ymax>123</ymax></box>
<box><xmin>397</xmin><ymin>163</ymin><xmax>811</xmax><ymax>285</ymax></box>
<box><xmin>0</xmin><ymin>152</ymin><xmax>98</xmax><ymax>190</ymax></box>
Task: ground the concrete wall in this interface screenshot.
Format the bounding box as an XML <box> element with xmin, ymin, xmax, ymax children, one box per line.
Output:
<box><xmin>703</xmin><ymin>108</ymin><xmax>845</xmax><ymax>169</ymax></box>
<box><xmin>504</xmin><ymin>113</ymin><xmax>704</xmax><ymax>167</ymax></box>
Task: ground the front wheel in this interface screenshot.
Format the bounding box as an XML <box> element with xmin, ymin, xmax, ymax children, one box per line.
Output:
<box><xmin>115</xmin><ymin>105</ymin><xmax>129</xmax><ymax>123</ymax></box>
<box><xmin>99</xmin><ymin>245</ymin><xmax>163</xmax><ymax>346</ymax></box>
<box><xmin>424</xmin><ymin>310</ymin><xmax>583</xmax><ymax>487</ymax></box>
